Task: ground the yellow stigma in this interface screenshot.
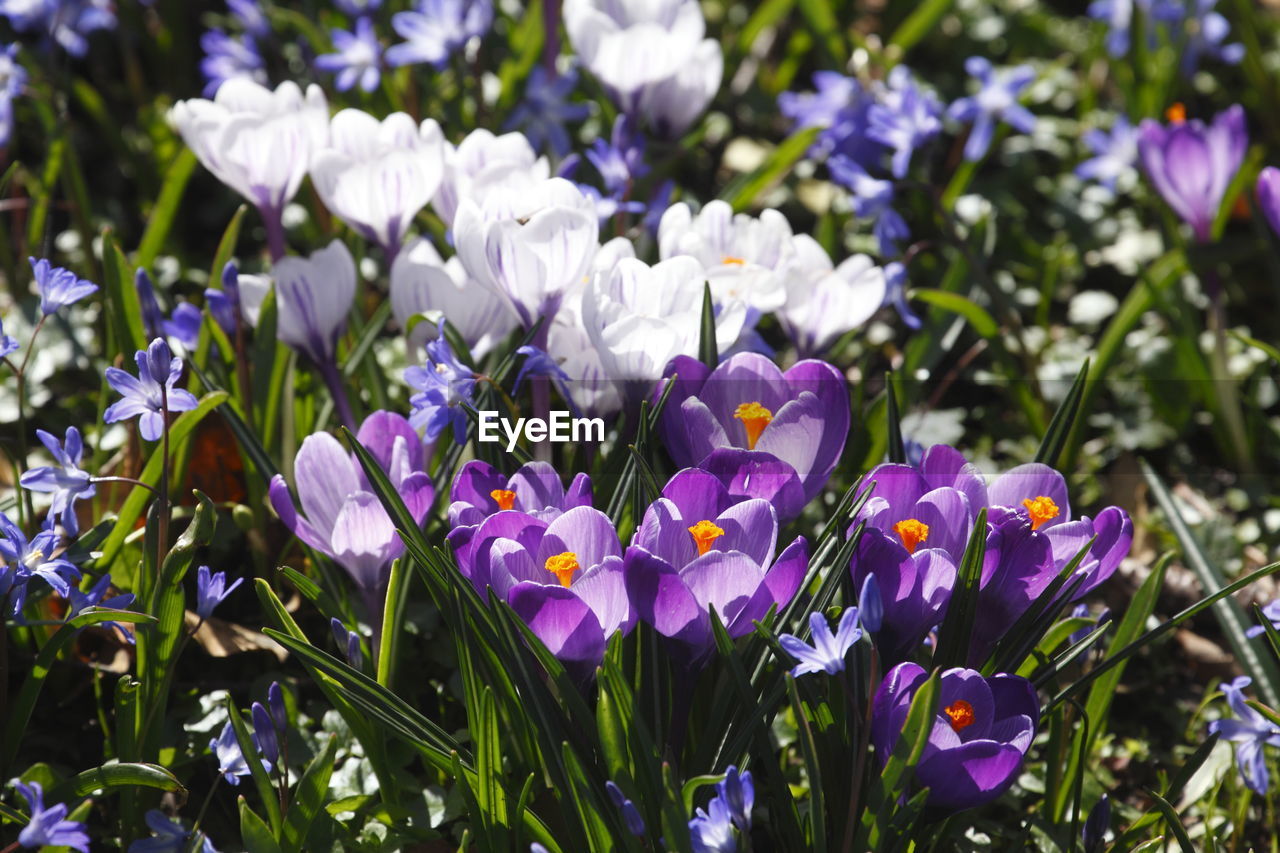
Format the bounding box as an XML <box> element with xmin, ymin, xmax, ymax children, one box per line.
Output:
<box><xmin>688</xmin><ymin>520</ymin><xmax>726</xmax><ymax>556</ymax></box>
<box><xmin>944</xmin><ymin>699</ymin><xmax>975</xmax><ymax>732</ymax></box>
<box><xmin>491</xmin><ymin>489</ymin><xmax>516</xmax><ymax>511</ymax></box>
<box><xmin>892</xmin><ymin>518</ymin><xmax>930</xmax><ymax>554</ymax></box>
<box><xmin>1022</xmin><ymin>496</ymin><xmax>1060</xmax><ymax>530</ymax></box>
<box><xmin>544</xmin><ymin>552</ymin><xmax>581</xmax><ymax>588</ymax></box>
<box><xmin>1166</xmin><ymin>102</ymin><xmax>1186</xmax><ymax>123</ymax></box>
<box><xmin>721</xmin><ymin>255</ymin><xmax>746</xmax><ymax>266</ymax></box>
<box><xmin>733</xmin><ymin>402</ymin><xmax>774</xmax><ymax>450</ymax></box>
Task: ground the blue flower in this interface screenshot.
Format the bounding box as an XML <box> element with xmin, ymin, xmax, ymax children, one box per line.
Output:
<box><xmin>19</xmin><ymin>427</ymin><xmax>94</xmax><ymax>535</ymax></box>
<box><xmin>267</xmin><ymin>682</ymin><xmax>287</xmax><ymax>731</ymax></box>
<box><xmin>206</xmin><ymin>260</ymin><xmax>243</xmax><ymax>337</ymax></box>
<box><xmin>881</xmin><ymin>261</ymin><xmax>920</xmax><ymax>329</ymax></box>
<box><xmin>330</xmin><ymin>617</ymin><xmax>364</xmax><ymax>668</ymax></box>
<box><xmin>0</xmin><ymin>317</ymin><xmax>18</xmax><ymax>359</ymax></box>
<box><xmin>858</xmin><ymin>573</ymin><xmax>883</xmax><ymax>633</ymax></box>
<box><xmin>128</xmin><ymin>809</ymin><xmax>218</xmax><ymax>853</ymax></box>
<box><xmin>1088</xmin><ymin>0</ymin><xmax>1142</xmax><ymax>57</ymax></box>
<box><xmin>0</xmin><ymin>43</ymin><xmax>26</xmax><ymax>148</ymax></box>
<box><xmin>1246</xmin><ymin>600</ymin><xmax>1280</xmax><ymax>639</ymax></box>
<box><xmin>714</xmin><ymin>766</ymin><xmax>753</xmax><ymax>832</ymax></box>
<box><xmin>11</xmin><ymin>779</ymin><xmax>90</xmax><ymax>852</ymax></box>
<box><xmin>199</xmin><ymin>28</ymin><xmax>266</xmax><ymax>97</ymax></box>
<box><xmin>30</xmin><ymin>257</ymin><xmax>97</xmax><ymax>316</ymax></box>
<box><xmin>1208</xmin><ymin>676</ymin><xmax>1280</xmax><ymax>793</ymax></box>
<box><xmin>335</xmin><ymin>0</ymin><xmax>382</xmax><ymax>16</ymax></box>
<box><xmin>195</xmin><ymin>565</ymin><xmax>242</xmax><ymax>620</ymax></box>
<box><xmin>228</xmin><ymin>0</ymin><xmax>269</xmax><ymax>38</ymax></box>
<box><xmin>251</xmin><ymin>702</ymin><xmax>279</xmax><ymax>764</ymax></box>
<box><xmin>209</xmin><ymin>721</ymin><xmax>271</xmax><ymax>785</ymax></box>
<box><xmin>829</xmin><ymin>157</ymin><xmax>910</xmax><ymax>257</ymax></box>
<box><xmin>779</xmin><ymin>609</ymin><xmax>863</xmax><ymax>677</ymax></box>
<box><xmin>604</xmin><ymin>781</ymin><xmax>645</xmax><ymax>837</ymax></box>
<box><xmin>688</xmin><ymin>796</ymin><xmax>735</xmax><ymax>853</ymax></box>
<box><xmin>1076</xmin><ymin>115</ymin><xmax>1140</xmax><ymax>192</ymax></box>
<box><xmin>778</xmin><ymin>71</ymin><xmax>879</xmax><ymax>167</ymax></box>
<box><xmin>0</xmin><ymin>513</ymin><xmax>81</xmax><ymax>609</ymax></box>
<box><xmin>315</xmin><ymin>16</ymin><xmax>382</xmax><ymax>93</ymax></box>
<box><xmin>947</xmin><ymin>58</ymin><xmax>1037</xmax><ymax>162</ymax></box>
<box><xmin>1176</xmin><ymin>0</ymin><xmax>1243</xmax><ymax>76</ymax></box>
<box><xmin>386</xmin><ymin>0</ymin><xmax>492</xmax><ymax>68</ymax></box>
<box><xmin>104</xmin><ymin>338</ymin><xmax>200</xmax><ymax>441</ymax></box>
<box><xmin>867</xmin><ymin>66</ymin><xmax>943</xmax><ymax>179</ymax></box>
<box><xmin>136</xmin><ymin>269</ymin><xmax>203</xmax><ymax>351</ymax></box>
<box><xmin>405</xmin><ymin>324</ymin><xmax>476</xmax><ymax>444</ymax></box>
<box><xmin>514</xmin><ymin>345</ymin><xmax>580</xmax><ymax>415</ymax></box>
<box><xmin>503</xmin><ymin>65</ymin><xmax>591</xmax><ymax>157</ymax></box>
<box><xmin>1082</xmin><ymin>793</ymin><xmax>1110</xmax><ymax>853</ymax></box>
<box><xmin>65</xmin><ymin>572</ymin><xmax>136</xmax><ymax>643</ymax></box>
<box><xmin>0</xmin><ymin>0</ymin><xmax>116</xmax><ymax>57</ymax></box>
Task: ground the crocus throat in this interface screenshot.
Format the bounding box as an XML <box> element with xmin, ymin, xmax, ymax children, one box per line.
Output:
<box><xmin>1022</xmin><ymin>496</ymin><xmax>1059</xmax><ymax>530</ymax></box>
<box><xmin>734</xmin><ymin>402</ymin><xmax>774</xmax><ymax>450</ymax></box>
<box><xmin>1166</xmin><ymin>102</ymin><xmax>1186</xmax><ymax>124</ymax></box>
<box><xmin>892</xmin><ymin>518</ymin><xmax>929</xmax><ymax>554</ymax></box>
<box><xmin>944</xmin><ymin>699</ymin><xmax>975</xmax><ymax>732</ymax></box>
<box><xmin>491</xmin><ymin>489</ymin><xmax>516</xmax><ymax>511</ymax></box>
<box><xmin>688</xmin><ymin>520</ymin><xmax>726</xmax><ymax>556</ymax></box>
<box><xmin>544</xmin><ymin>552</ymin><xmax>580</xmax><ymax>588</ymax></box>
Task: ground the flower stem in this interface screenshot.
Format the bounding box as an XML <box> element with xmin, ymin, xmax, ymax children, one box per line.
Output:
<box><xmin>156</xmin><ymin>392</ymin><xmax>171</xmax><ymax>580</ymax></box>
<box><xmin>14</xmin><ymin>314</ymin><xmax>49</xmax><ymax>526</ymax></box>
<box><xmin>261</xmin><ymin>205</ymin><xmax>287</xmax><ymax>262</ymax></box>
<box><xmin>318</xmin><ymin>360</ymin><xmax>356</xmax><ymax>431</ymax></box>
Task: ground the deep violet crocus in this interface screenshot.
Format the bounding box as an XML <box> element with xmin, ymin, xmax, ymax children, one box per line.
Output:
<box><xmin>1255</xmin><ymin>166</ymin><xmax>1280</xmax><ymax>238</ymax></box>
<box><xmin>656</xmin><ymin>353</ymin><xmax>849</xmax><ymax>521</ymax></box>
<box><xmin>622</xmin><ymin>468</ymin><xmax>809</xmax><ymax>663</ymax></box>
<box><xmin>269</xmin><ymin>410</ymin><xmax>434</xmax><ymax>614</ymax></box>
<box><xmin>872</xmin><ymin>663</ymin><xmax>1039</xmax><ymax>811</ymax></box>
<box><xmin>19</xmin><ymin>426</ymin><xmax>94</xmax><ymax>535</ymax></box>
<box><xmin>446</xmin><ymin>459</ymin><xmax>592</xmax><ymax>529</ymax></box>
<box><xmin>454</xmin><ymin>505</ymin><xmax>633</xmax><ymax>676</ymax></box>
<box><xmin>1137</xmin><ymin>104</ymin><xmax>1246</xmax><ymax>242</ymax></box>
<box><xmin>849</xmin><ymin>527</ymin><xmax>956</xmax><ymax>664</ymax></box>
<box><xmin>103</xmin><ymin>338</ymin><xmax>199</xmax><ymax>441</ymax></box>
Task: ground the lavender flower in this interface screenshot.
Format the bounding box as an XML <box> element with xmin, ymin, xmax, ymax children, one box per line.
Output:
<box><xmin>867</xmin><ymin>66</ymin><xmax>943</xmax><ymax>178</ymax></box>
<box><xmin>0</xmin><ymin>317</ymin><xmax>18</xmax><ymax>358</ymax></box>
<box><xmin>1176</xmin><ymin>0</ymin><xmax>1243</xmax><ymax>76</ymax></box>
<box><xmin>135</xmin><ymin>269</ymin><xmax>202</xmax><ymax>350</ymax></box>
<box><xmin>385</xmin><ymin>0</ymin><xmax>493</xmax><ymax>69</ymax></box>
<box><xmin>65</xmin><ymin>573</ymin><xmax>136</xmax><ymax>642</ymax></box>
<box><xmin>829</xmin><ymin>157</ymin><xmax>910</xmax><ymax>257</ymax></box>
<box><xmin>31</xmin><ymin>257</ymin><xmax>97</xmax><ymax>316</ymax></box>
<box><xmin>209</xmin><ymin>721</ymin><xmax>271</xmax><ymax>785</ymax></box>
<box><xmin>1076</xmin><ymin>115</ymin><xmax>1140</xmax><ymax>192</ymax></box>
<box><xmin>336</xmin><ymin>0</ymin><xmax>382</xmax><ymax>16</ymax></box>
<box><xmin>1</xmin><ymin>512</ymin><xmax>82</xmax><ymax>606</ymax></box>
<box><xmin>199</xmin><ymin>28</ymin><xmax>266</xmax><ymax>97</ymax></box>
<box><xmin>1082</xmin><ymin>794</ymin><xmax>1111</xmax><ymax>853</ymax></box>
<box><xmin>0</xmin><ymin>43</ymin><xmax>26</xmax><ymax>148</ymax></box>
<box><xmin>205</xmin><ymin>261</ymin><xmax>243</xmax><ymax>336</ymax></box>
<box><xmin>687</xmin><ymin>766</ymin><xmax>752</xmax><ymax>852</ymax></box>
<box><xmin>195</xmin><ymin>565</ymin><xmax>242</xmax><ymax>619</ymax></box>
<box><xmin>1256</xmin><ymin>167</ymin><xmax>1280</xmax><ymax>239</ymax></box>
<box><xmin>250</xmin><ymin>702</ymin><xmax>279</xmax><ymax>764</ymax></box>
<box><xmin>778</xmin><ymin>71</ymin><xmax>878</xmax><ymax>166</ymax></box>
<box><xmin>11</xmin><ymin>779</ymin><xmax>90</xmax><ymax>852</ymax></box>
<box><xmin>882</xmin><ymin>261</ymin><xmax>920</xmax><ymax>329</ymax></box>
<box><xmin>779</xmin><ymin>608</ymin><xmax>863</xmax><ymax>677</ymax></box>
<box><xmin>405</xmin><ymin>322</ymin><xmax>477</xmax><ymax>444</ymax></box>
<box><xmin>605</xmin><ymin>781</ymin><xmax>645</xmax><ymax>837</ymax></box>
<box><xmin>331</xmin><ymin>617</ymin><xmax>364</xmax><ymax>667</ymax></box>
<box><xmin>503</xmin><ymin>66</ymin><xmax>591</xmax><ymax>157</ymax></box>
<box><xmin>947</xmin><ymin>58</ymin><xmax>1037</xmax><ymax>162</ymax></box>
<box><xmin>19</xmin><ymin>426</ymin><xmax>95</xmax><ymax>535</ymax></box>
<box><xmin>128</xmin><ymin>809</ymin><xmax>217</xmax><ymax>853</ymax></box>
<box><xmin>103</xmin><ymin>338</ymin><xmax>200</xmax><ymax>441</ymax></box>
<box><xmin>1246</xmin><ymin>601</ymin><xmax>1280</xmax><ymax>639</ymax></box>
<box><xmin>0</xmin><ymin>0</ymin><xmax>116</xmax><ymax>57</ymax></box>
<box><xmin>315</xmin><ymin>17</ymin><xmax>382</xmax><ymax>93</ymax></box>
<box><xmin>1208</xmin><ymin>676</ymin><xmax>1280</xmax><ymax>793</ymax></box>
<box><xmin>228</xmin><ymin>0</ymin><xmax>269</xmax><ymax>38</ymax></box>
<box><xmin>1137</xmin><ymin>104</ymin><xmax>1246</xmax><ymax>242</ymax></box>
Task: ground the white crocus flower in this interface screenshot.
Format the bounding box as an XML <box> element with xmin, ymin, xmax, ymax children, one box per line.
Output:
<box><xmin>658</xmin><ymin>200</ymin><xmax>795</xmax><ymax>315</ymax></box>
<box><xmin>169</xmin><ymin>79</ymin><xmax>329</xmax><ymax>244</ymax></box>
<box><xmin>390</xmin><ymin>236</ymin><xmax>517</xmax><ymax>358</ymax></box>
<box><xmin>272</xmin><ymin>240</ymin><xmax>357</xmax><ymax>364</ymax></box>
<box><xmin>432</xmin><ymin>128</ymin><xmax>550</xmax><ymax>227</ymax></box>
<box><xmin>777</xmin><ymin>236</ymin><xmax>887</xmax><ymax>357</ymax></box>
<box><xmin>309</xmin><ymin>109</ymin><xmax>446</xmax><ymax>260</ymax></box>
<box><xmin>563</xmin><ymin>0</ymin><xmax>705</xmax><ymax>99</ymax></box>
<box><xmin>581</xmin><ymin>256</ymin><xmax>745</xmax><ymax>393</ymax></box>
<box><xmin>452</xmin><ymin>177</ymin><xmax>599</xmax><ymax>334</ymax></box>
<box><xmin>635</xmin><ymin>38</ymin><xmax>723</xmax><ymax>136</ymax></box>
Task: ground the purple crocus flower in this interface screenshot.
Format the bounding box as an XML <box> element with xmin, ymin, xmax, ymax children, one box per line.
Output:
<box><xmin>1255</xmin><ymin>166</ymin><xmax>1280</xmax><ymax>238</ymax></box>
<box><xmin>872</xmin><ymin>663</ymin><xmax>1039</xmax><ymax>811</ymax></box>
<box><xmin>622</xmin><ymin>469</ymin><xmax>808</xmax><ymax>663</ymax></box>
<box><xmin>457</xmin><ymin>506</ymin><xmax>632</xmax><ymax>675</ymax></box>
<box><xmin>779</xmin><ymin>608</ymin><xmax>863</xmax><ymax>677</ymax></box>
<box><xmin>1208</xmin><ymin>676</ymin><xmax>1280</xmax><ymax>793</ymax></box>
<box><xmin>447</xmin><ymin>459</ymin><xmax>592</xmax><ymax>529</ymax></box>
<box><xmin>1137</xmin><ymin>104</ymin><xmax>1246</xmax><ymax>243</ymax></box>
<box><xmin>11</xmin><ymin>779</ymin><xmax>90</xmax><ymax>852</ymax></box>
<box><xmin>315</xmin><ymin>17</ymin><xmax>382</xmax><ymax>93</ymax></box>
<box><xmin>849</xmin><ymin>527</ymin><xmax>956</xmax><ymax>664</ymax></box>
<box><xmin>199</xmin><ymin>28</ymin><xmax>266</xmax><ymax>97</ymax></box>
<box><xmin>1076</xmin><ymin>115</ymin><xmax>1140</xmax><ymax>192</ymax></box>
<box><xmin>269</xmin><ymin>410</ymin><xmax>435</xmax><ymax>610</ymax></box>
<box><xmin>1246</xmin><ymin>600</ymin><xmax>1280</xmax><ymax>639</ymax></box>
<box><xmin>656</xmin><ymin>353</ymin><xmax>849</xmax><ymax>521</ymax></box>
<box><xmin>947</xmin><ymin>58</ymin><xmax>1037</xmax><ymax>162</ymax></box>
<box><xmin>503</xmin><ymin>65</ymin><xmax>591</xmax><ymax>158</ymax></box>
<box><xmin>867</xmin><ymin>66</ymin><xmax>943</xmax><ymax>179</ymax></box>
<box><xmin>195</xmin><ymin>565</ymin><xmax>242</xmax><ymax>619</ymax></box>
<box><xmin>829</xmin><ymin>156</ymin><xmax>910</xmax><ymax>257</ymax></box>
<box><xmin>103</xmin><ymin>338</ymin><xmax>200</xmax><ymax>441</ymax></box>
<box><xmin>30</xmin><ymin>257</ymin><xmax>97</xmax><ymax>316</ymax></box>
<box><xmin>385</xmin><ymin>0</ymin><xmax>493</xmax><ymax>69</ymax></box>
<box><xmin>19</xmin><ymin>426</ymin><xmax>94</xmax><ymax>535</ymax></box>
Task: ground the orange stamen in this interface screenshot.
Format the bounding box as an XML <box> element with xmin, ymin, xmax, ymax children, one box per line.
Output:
<box><xmin>1022</xmin><ymin>496</ymin><xmax>1060</xmax><ymax>530</ymax></box>
<box><xmin>544</xmin><ymin>552</ymin><xmax>580</xmax><ymax>588</ymax></box>
<box><xmin>491</xmin><ymin>489</ymin><xmax>516</xmax><ymax>511</ymax></box>
<box><xmin>721</xmin><ymin>255</ymin><xmax>747</xmax><ymax>266</ymax></box>
<box><xmin>892</xmin><ymin>519</ymin><xmax>930</xmax><ymax>554</ymax></box>
<box><xmin>1166</xmin><ymin>102</ymin><xmax>1186</xmax><ymax>123</ymax></box>
<box><xmin>733</xmin><ymin>402</ymin><xmax>774</xmax><ymax>450</ymax></box>
<box><xmin>688</xmin><ymin>520</ymin><xmax>726</xmax><ymax>556</ymax></box>
<box><xmin>944</xmin><ymin>699</ymin><xmax>975</xmax><ymax>732</ymax></box>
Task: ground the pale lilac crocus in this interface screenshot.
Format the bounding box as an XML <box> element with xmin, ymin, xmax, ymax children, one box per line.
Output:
<box><xmin>947</xmin><ymin>58</ymin><xmax>1037</xmax><ymax>162</ymax></box>
<box><xmin>269</xmin><ymin>410</ymin><xmax>435</xmax><ymax>617</ymax></box>
<box><xmin>103</xmin><ymin>338</ymin><xmax>199</xmax><ymax>441</ymax></box>
<box><xmin>1255</xmin><ymin>166</ymin><xmax>1280</xmax><ymax>238</ymax></box>
<box><xmin>19</xmin><ymin>426</ymin><xmax>94</xmax><ymax>535</ymax></box>
<box><xmin>1137</xmin><ymin>104</ymin><xmax>1246</xmax><ymax>243</ymax></box>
